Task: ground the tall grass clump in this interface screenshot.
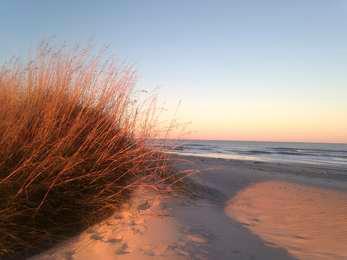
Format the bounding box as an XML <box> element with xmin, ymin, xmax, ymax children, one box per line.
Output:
<box><xmin>0</xmin><ymin>44</ymin><xmax>171</xmax><ymax>258</ymax></box>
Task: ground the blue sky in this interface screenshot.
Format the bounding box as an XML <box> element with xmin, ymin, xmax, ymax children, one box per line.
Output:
<box><xmin>1</xmin><ymin>0</ymin><xmax>347</xmax><ymax>142</ymax></box>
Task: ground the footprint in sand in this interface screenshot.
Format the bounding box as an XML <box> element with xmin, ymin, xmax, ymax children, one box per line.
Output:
<box><xmin>115</xmin><ymin>243</ymin><xmax>130</xmax><ymax>255</ymax></box>
<box><xmin>106</xmin><ymin>237</ymin><xmax>123</xmax><ymax>244</ymax></box>
<box><xmin>90</xmin><ymin>233</ymin><xmax>103</xmax><ymax>241</ymax></box>
<box><xmin>141</xmin><ymin>244</ymin><xmax>169</xmax><ymax>256</ymax></box>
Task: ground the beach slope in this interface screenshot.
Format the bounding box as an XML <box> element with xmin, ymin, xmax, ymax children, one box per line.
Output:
<box><xmin>33</xmin><ymin>156</ymin><xmax>347</xmax><ymax>260</ymax></box>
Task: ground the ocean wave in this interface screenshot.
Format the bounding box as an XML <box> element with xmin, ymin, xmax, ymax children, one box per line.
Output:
<box><xmin>168</xmin><ymin>140</ymin><xmax>347</xmax><ymax>167</ymax></box>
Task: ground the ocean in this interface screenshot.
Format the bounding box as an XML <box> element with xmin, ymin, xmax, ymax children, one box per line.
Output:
<box><xmin>164</xmin><ymin>140</ymin><xmax>347</xmax><ymax>168</ymax></box>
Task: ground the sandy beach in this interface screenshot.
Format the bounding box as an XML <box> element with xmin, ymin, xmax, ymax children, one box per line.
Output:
<box><xmin>2</xmin><ymin>2</ymin><xmax>347</xmax><ymax>259</ymax></box>
<box><xmin>32</xmin><ymin>156</ymin><xmax>347</xmax><ymax>260</ymax></box>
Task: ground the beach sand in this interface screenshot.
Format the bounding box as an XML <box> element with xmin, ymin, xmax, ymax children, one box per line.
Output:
<box><xmin>32</xmin><ymin>156</ymin><xmax>347</xmax><ymax>260</ymax></box>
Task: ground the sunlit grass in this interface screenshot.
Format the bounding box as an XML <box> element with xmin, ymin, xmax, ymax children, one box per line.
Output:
<box><xmin>0</xmin><ymin>43</ymin><xmax>173</xmax><ymax>258</ymax></box>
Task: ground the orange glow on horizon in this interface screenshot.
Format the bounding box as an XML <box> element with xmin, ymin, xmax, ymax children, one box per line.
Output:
<box><xmin>160</xmin><ymin>96</ymin><xmax>347</xmax><ymax>144</ymax></box>
<box><xmin>180</xmin><ymin>133</ymin><xmax>347</xmax><ymax>144</ymax></box>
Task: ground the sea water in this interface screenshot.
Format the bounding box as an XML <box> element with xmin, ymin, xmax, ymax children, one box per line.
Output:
<box><xmin>164</xmin><ymin>140</ymin><xmax>347</xmax><ymax>168</ymax></box>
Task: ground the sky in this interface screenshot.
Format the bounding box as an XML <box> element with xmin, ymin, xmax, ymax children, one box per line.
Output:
<box><xmin>0</xmin><ymin>0</ymin><xmax>346</xmax><ymax>143</ymax></box>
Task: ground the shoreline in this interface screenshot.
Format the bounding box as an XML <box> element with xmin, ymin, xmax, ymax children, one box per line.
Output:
<box><xmin>173</xmin><ymin>154</ymin><xmax>347</xmax><ymax>190</ymax></box>
<box><xmin>32</xmin><ymin>155</ymin><xmax>347</xmax><ymax>260</ymax></box>
<box><xmin>165</xmin><ymin>139</ymin><xmax>347</xmax><ymax>170</ymax></box>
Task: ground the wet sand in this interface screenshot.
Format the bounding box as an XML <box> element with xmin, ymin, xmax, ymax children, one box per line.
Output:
<box><xmin>32</xmin><ymin>156</ymin><xmax>347</xmax><ymax>260</ymax></box>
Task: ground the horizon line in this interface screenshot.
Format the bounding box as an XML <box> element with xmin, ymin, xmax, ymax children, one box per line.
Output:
<box><xmin>157</xmin><ymin>137</ymin><xmax>347</xmax><ymax>145</ymax></box>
